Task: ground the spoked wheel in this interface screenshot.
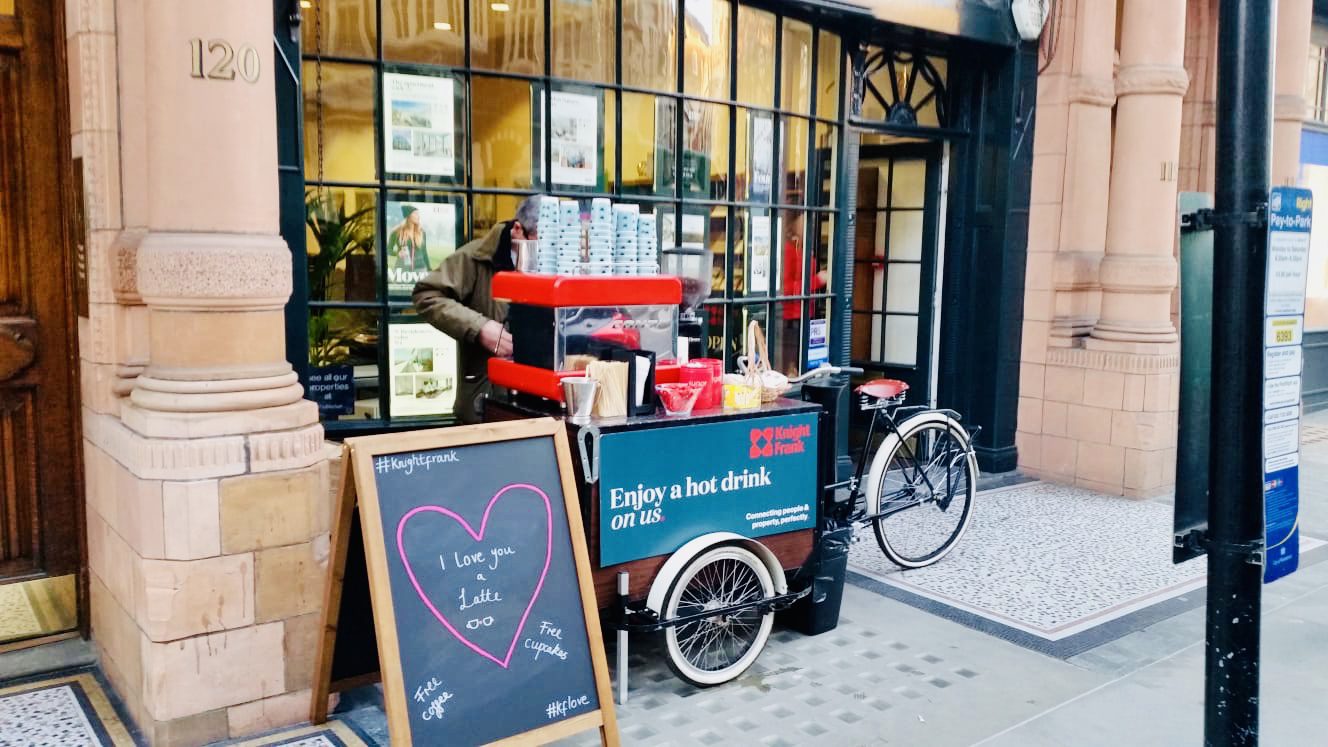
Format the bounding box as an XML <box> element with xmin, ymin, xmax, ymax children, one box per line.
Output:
<box><xmin>872</xmin><ymin>419</ymin><xmax>976</xmax><ymax>568</ymax></box>
<box><xmin>662</xmin><ymin>543</ymin><xmax>775</xmax><ymax>687</ymax></box>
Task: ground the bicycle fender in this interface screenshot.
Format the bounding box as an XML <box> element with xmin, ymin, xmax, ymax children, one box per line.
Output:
<box><xmin>864</xmin><ymin>411</ymin><xmax>979</xmax><ymax>517</ymax></box>
<box><xmin>644</xmin><ymin>532</ymin><xmax>788</xmax><ymax>615</ymax></box>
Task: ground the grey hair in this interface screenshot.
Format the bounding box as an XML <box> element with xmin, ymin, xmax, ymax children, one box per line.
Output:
<box><xmin>514</xmin><ymin>194</ymin><xmax>543</xmax><ymax>233</ymax></box>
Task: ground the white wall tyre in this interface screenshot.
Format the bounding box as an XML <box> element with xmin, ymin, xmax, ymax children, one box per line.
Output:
<box><xmin>662</xmin><ymin>543</ymin><xmax>775</xmax><ymax>687</ymax></box>
<box><xmin>868</xmin><ymin>417</ymin><xmax>977</xmax><ymax>569</ymax></box>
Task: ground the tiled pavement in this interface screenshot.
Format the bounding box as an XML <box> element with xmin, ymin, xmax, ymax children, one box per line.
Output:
<box><xmin>4</xmin><ymin>412</ymin><xmax>1328</xmax><ymax>746</ymax></box>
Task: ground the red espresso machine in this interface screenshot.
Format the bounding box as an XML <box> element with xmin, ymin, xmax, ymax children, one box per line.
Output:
<box><xmin>487</xmin><ymin>273</ymin><xmax>683</xmax><ymax>412</ymax></box>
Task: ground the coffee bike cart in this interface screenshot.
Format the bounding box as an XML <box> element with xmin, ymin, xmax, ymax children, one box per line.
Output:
<box><xmin>481</xmin><ymin>239</ymin><xmax>980</xmax><ymax>701</ymax></box>
<box><xmin>480</xmin><ymin>266</ymin><xmax>855</xmax><ymax>700</ymax></box>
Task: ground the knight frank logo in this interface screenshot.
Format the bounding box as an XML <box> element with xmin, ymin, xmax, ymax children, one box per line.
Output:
<box><xmin>749</xmin><ymin>423</ymin><xmax>811</xmax><ymax>459</ymax></box>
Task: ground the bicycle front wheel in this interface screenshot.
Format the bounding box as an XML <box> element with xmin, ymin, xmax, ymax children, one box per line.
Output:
<box><xmin>870</xmin><ymin>417</ymin><xmax>976</xmax><ymax>568</ymax></box>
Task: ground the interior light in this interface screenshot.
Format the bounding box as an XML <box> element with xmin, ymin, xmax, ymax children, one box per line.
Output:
<box><xmin>491</xmin><ymin>2</ymin><xmax>511</xmax><ymax>11</ymax></box>
<box><xmin>434</xmin><ymin>21</ymin><xmax>452</xmax><ymax>30</ymax></box>
<box><xmin>300</xmin><ymin>0</ymin><xmax>312</xmax><ymax>8</ymax></box>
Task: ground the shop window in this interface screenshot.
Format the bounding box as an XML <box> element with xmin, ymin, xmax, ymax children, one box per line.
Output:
<box><xmin>303</xmin><ymin>62</ymin><xmax>377</xmax><ymax>183</ymax></box>
<box><xmin>473</xmin><ymin>76</ymin><xmax>541</xmax><ymax>189</ymax></box>
<box><xmin>1307</xmin><ymin>44</ymin><xmax>1328</xmax><ymax>125</ymax></box>
<box><xmin>305</xmin><ymin>0</ymin><xmax>378</xmax><ymax>60</ymax></box>
<box><xmin>552</xmin><ymin>0</ymin><xmax>615</xmax><ymax>83</ymax></box>
<box><xmin>781</xmin><ymin>20</ymin><xmax>813</xmax><ymax>114</ymax></box>
<box><xmin>736</xmin><ymin>5</ymin><xmax>775</xmax><ymax>107</ymax></box>
<box><xmin>684</xmin><ymin>0</ymin><xmax>731</xmax><ymax>100</ymax></box>
<box><xmin>621</xmin><ymin>92</ymin><xmax>679</xmax><ymax>196</ymax></box>
<box><xmin>817</xmin><ymin>31</ymin><xmax>841</xmax><ymax>120</ymax></box>
<box><xmin>624</xmin><ymin>0</ymin><xmax>678</xmax><ymax>91</ymax></box>
<box><xmin>306</xmin><ymin>188</ymin><xmax>378</xmax><ymax>304</ymax></box>
<box><xmin>382</xmin><ymin>0</ymin><xmax>464</xmax><ymax>66</ymax></box>
<box><xmin>781</xmin><ymin>115</ymin><xmax>809</xmax><ymax>206</ymax></box>
<box><xmin>294</xmin><ymin>0</ymin><xmax>849</xmax><ymax>427</ymax></box>
<box><xmin>470</xmin><ymin>0</ymin><xmax>544</xmax><ymax>74</ymax></box>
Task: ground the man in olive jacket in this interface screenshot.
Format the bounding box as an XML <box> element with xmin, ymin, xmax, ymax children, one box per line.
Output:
<box><xmin>413</xmin><ymin>196</ymin><xmax>541</xmax><ymax>423</ymax></box>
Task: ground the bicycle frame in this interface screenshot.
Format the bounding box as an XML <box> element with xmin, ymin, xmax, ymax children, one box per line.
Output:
<box><xmin>837</xmin><ymin>400</ymin><xmax>975</xmax><ymax>523</ymax></box>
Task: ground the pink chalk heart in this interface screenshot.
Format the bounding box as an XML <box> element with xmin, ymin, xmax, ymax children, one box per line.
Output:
<box><xmin>395</xmin><ymin>483</ymin><xmax>553</xmax><ymax>669</ymax></box>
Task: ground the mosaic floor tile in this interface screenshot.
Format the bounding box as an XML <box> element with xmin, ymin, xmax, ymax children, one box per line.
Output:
<box><xmin>0</xmin><ymin>671</ymin><xmax>136</xmax><ymax>747</ymax></box>
<box><xmin>848</xmin><ymin>481</ymin><xmax>1323</xmax><ymax>653</ymax></box>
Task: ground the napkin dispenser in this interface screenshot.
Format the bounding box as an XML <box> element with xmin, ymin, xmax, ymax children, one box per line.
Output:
<box><xmin>610</xmin><ymin>348</ymin><xmax>657</xmax><ymax>416</ymax></box>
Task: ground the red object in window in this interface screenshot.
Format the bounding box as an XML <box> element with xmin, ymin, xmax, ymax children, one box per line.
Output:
<box><xmin>782</xmin><ymin>238</ymin><xmax>826</xmax><ymax>319</ymax></box>
<box><xmin>492</xmin><ymin>272</ymin><xmax>682</xmax><ymax>307</ymax></box>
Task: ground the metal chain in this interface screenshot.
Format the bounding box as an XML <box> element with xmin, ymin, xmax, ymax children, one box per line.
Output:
<box><xmin>314</xmin><ymin>0</ymin><xmax>326</xmax><ymax>199</ymax></box>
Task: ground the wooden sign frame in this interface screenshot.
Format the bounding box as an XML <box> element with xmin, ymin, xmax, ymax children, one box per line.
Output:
<box><xmin>310</xmin><ymin>418</ymin><xmax>619</xmax><ymax>746</ymax></box>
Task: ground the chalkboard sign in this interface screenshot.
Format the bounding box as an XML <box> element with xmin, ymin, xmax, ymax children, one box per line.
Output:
<box><xmin>311</xmin><ymin>419</ymin><xmax>618</xmax><ymax>746</ymax></box>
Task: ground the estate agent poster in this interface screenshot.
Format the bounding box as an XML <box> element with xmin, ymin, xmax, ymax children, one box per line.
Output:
<box><xmin>747</xmin><ymin>213</ymin><xmax>772</xmax><ymax>294</ymax></box>
<box><xmin>384</xmin><ymin>72</ymin><xmax>457</xmax><ymax>179</ymax></box>
<box><xmin>388</xmin><ymin>322</ymin><xmax>458</xmax><ymax>417</ymax></box>
<box><xmin>385</xmin><ymin>195</ymin><xmax>461</xmax><ymax>299</ymax></box>
<box><xmin>654</xmin><ymin>99</ymin><xmax>713</xmax><ymax>196</ymax></box>
<box><xmin>749</xmin><ymin>111</ymin><xmax>775</xmax><ymax>203</ymax></box>
<box><xmin>550</xmin><ymin>90</ymin><xmax>600</xmax><ymax>188</ymax></box>
<box><xmin>597</xmin><ymin>412</ymin><xmax>818</xmax><ymax>566</ymax></box>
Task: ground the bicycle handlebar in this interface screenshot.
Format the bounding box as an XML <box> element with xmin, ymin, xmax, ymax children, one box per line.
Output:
<box><xmin>788</xmin><ymin>364</ymin><xmax>865</xmax><ymax>383</ymax></box>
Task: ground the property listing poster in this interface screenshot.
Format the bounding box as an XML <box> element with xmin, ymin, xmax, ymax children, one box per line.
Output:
<box><xmin>384</xmin><ymin>72</ymin><xmax>456</xmax><ymax>179</ymax></box>
<box><xmin>749</xmin><ymin>111</ymin><xmax>775</xmax><ymax>203</ymax></box>
<box><xmin>388</xmin><ymin>322</ymin><xmax>458</xmax><ymax>417</ymax></box>
<box><xmin>385</xmin><ymin>196</ymin><xmax>459</xmax><ymax>300</ymax></box>
<box><xmin>747</xmin><ymin>213</ymin><xmax>772</xmax><ymax>294</ymax></box>
<box><xmin>549</xmin><ymin>90</ymin><xmax>599</xmax><ymax>187</ymax></box>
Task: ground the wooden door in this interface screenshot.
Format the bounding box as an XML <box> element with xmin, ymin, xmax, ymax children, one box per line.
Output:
<box><xmin>0</xmin><ymin>1</ymin><xmax>82</xmax><ymax>594</ymax></box>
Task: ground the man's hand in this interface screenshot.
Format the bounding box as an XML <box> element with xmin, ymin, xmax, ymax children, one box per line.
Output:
<box><xmin>478</xmin><ymin>320</ymin><xmax>513</xmax><ymax>358</ymax></box>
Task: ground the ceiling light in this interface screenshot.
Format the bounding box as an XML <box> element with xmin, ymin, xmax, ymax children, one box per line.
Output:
<box><xmin>434</xmin><ymin>21</ymin><xmax>452</xmax><ymax>30</ymax></box>
<box><xmin>300</xmin><ymin>0</ymin><xmax>312</xmax><ymax>8</ymax></box>
<box><xmin>491</xmin><ymin>2</ymin><xmax>511</xmax><ymax>11</ymax></box>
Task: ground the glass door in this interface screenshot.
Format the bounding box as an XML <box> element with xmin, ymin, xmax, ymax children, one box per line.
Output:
<box><xmin>851</xmin><ymin>144</ymin><xmax>941</xmax><ymax>403</ymax></box>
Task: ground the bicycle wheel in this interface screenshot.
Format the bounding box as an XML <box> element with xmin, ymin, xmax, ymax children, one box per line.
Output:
<box><xmin>662</xmin><ymin>543</ymin><xmax>775</xmax><ymax>687</ymax></box>
<box><xmin>870</xmin><ymin>417</ymin><xmax>976</xmax><ymax>568</ymax></box>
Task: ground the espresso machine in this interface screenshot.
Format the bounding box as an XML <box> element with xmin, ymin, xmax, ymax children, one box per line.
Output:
<box><xmin>659</xmin><ymin>245</ymin><xmax>712</xmax><ymax>361</ymax></box>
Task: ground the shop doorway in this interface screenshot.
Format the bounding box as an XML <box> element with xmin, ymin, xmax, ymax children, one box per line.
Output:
<box><xmin>0</xmin><ymin>0</ymin><xmax>83</xmax><ymax>649</ymax></box>
<box><xmin>851</xmin><ymin>144</ymin><xmax>944</xmax><ymax>405</ymax></box>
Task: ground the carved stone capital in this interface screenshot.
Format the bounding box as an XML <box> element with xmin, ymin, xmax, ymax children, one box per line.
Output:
<box><xmin>1068</xmin><ymin>75</ymin><xmax>1116</xmax><ymax>107</ymax></box>
<box><xmin>137</xmin><ymin>233</ymin><xmax>292</xmax><ymax>312</ymax></box>
<box><xmin>1115</xmin><ymin>64</ymin><xmax>1190</xmax><ymax>98</ymax></box>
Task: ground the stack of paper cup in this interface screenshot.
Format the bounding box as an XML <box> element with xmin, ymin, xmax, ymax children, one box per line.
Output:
<box><xmin>635</xmin><ymin>213</ymin><xmax>659</xmax><ymax>274</ymax></box>
<box><xmin>555</xmin><ymin>200</ymin><xmax>584</xmax><ymax>275</ymax></box>
<box><xmin>587</xmin><ymin>198</ymin><xmax>613</xmax><ymax>274</ymax></box>
<box><xmin>612</xmin><ymin>205</ymin><xmax>637</xmax><ymax>276</ymax></box>
<box><xmin>535</xmin><ymin>196</ymin><xmax>560</xmax><ymax>273</ymax></box>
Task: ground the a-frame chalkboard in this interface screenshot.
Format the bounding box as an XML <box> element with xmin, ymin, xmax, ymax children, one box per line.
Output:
<box><xmin>310</xmin><ymin>419</ymin><xmax>619</xmax><ymax>746</ymax></box>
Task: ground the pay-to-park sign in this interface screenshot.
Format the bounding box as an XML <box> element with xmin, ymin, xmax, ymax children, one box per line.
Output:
<box><xmin>1176</xmin><ymin>185</ymin><xmax>1311</xmax><ymax>582</ymax></box>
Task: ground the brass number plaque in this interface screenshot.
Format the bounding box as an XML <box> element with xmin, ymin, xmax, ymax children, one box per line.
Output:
<box><xmin>189</xmin><ymin>38</ymin><xmax>260</xmax><ymax>83</ymax></box>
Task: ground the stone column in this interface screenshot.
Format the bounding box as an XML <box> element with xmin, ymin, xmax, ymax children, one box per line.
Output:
<box><xmin>1273</xmin><ymin>0</ymin><xmax>1312</xmax><ymax>186</ymax></box>
<box><xmin>1048</xmin><ymin>0</ymin><xmax>1117</xmax><ymax>345</ymax></box>
<box><xmin>84</xmin><ymin>2</ymin><xmax>330</xmax><ymax>745</ymax></box>
<box><xmin>1087</xmin><ymin>0</ymin><xmax>1189</xmax><ymax>351</ymax></box>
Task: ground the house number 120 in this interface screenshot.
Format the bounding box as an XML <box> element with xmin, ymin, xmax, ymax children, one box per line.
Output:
<box><xmin>189</xmin><ymin>39</ymin><xmax>260</xmax><ymax>83</ymax></box>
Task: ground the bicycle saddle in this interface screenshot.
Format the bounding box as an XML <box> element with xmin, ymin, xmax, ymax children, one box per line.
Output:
<box><xmin>855</xmin><ymin>378</ymin><xmax>909</xmax><ymax>400</ymax></box>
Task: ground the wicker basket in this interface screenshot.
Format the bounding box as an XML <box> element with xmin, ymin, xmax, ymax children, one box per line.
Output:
<box><xmin>744</xmin><ymin>320</ymin><xmax>789</xmax><ymax>403</ymax></box>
